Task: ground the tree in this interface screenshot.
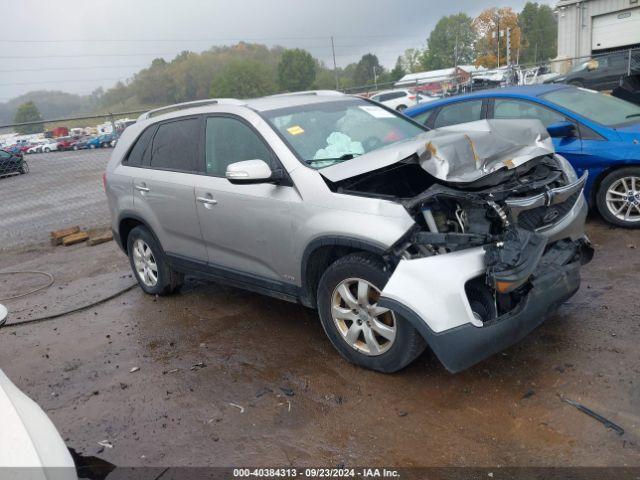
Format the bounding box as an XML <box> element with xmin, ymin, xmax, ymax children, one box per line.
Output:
<box><xmin>353</xmin><ymin>53</ymin><xmax>383</xmax><ymax>87</ymax></box>
<box><xmin>277</xmin><ymin>49</ymin><xmax>317</xmax><ymax>92</ymax></box>
<box><xmin>519</xmin><ymin>2</ymin><xmax>557</xmax><ymax>64</ymax></box>
<box><xmin>473</xmin><ymin>7</ymin><xmax>521</xmax><ymax>68</ymax></box>
<box><xmin>400</xmin><ymin>48</ymin><xmax>423</xmax><ymax>73</ymax></box>
<box><xmin>14</xmin><ymin>101</ymin><xmax>44</xmax><ymax>134</ymax></box>
<box><xmin>210</xmin><ymin>59</ymin><xmax>277</xmax><ymax>98</ymax></box>
<box><xmin>389</xmin><ymin>57</ymin><xmax>406</xmax><ymax>82</ymax></box>
<box><xmin>421</xmin><ymin>13</ymin><xmax>476</xmax><ymax>70</ymax></box>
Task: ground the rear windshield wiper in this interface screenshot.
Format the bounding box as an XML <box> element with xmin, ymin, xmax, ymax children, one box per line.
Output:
<box><xmin>625</xmin><ymin>113</ymin><xmax>640</xmax><ymax>119</ymax></box>
<box><xmin>305</xmin><ymin>153</ymin><xmax>361</xmax><ymax>165</ymax></box>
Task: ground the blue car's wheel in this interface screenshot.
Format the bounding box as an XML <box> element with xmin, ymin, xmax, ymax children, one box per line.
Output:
<box><xmin>597</xmin><ymin>167</ymin><xmax>640</xmax><ymax>228</ymax></box>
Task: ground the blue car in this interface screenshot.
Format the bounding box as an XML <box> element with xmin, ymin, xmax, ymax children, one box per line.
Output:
<box><xmin>405</xmin><ymin>85</ymin><xmax>640</xmax><ymax>228</ymax></box>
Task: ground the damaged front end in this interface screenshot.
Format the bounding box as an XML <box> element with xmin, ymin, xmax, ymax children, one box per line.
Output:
<box><xmin>324</xmin><ymin>119</ymin><xmax>594</xmax><ymax>372</ymax></box>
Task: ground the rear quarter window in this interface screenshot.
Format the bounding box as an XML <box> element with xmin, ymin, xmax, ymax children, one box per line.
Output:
<box><xmin>123</xmin><ymin>126</ymin><xmax>156</xmax><ymax>166</ymax></box>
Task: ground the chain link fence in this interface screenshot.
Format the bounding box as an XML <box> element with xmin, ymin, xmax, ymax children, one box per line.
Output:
<box><xmin>0</xmin><ymin>111</ymin><xmax>147</xmax><ymax>251</ymax></box>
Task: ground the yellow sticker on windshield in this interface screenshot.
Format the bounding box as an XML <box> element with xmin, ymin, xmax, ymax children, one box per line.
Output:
<box><xmin>287</xmin><ymin>125</ymin><xmax>305</xmax><ymax>135</ymax></box>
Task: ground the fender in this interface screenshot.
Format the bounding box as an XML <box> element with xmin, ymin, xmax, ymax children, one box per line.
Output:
<box><xmin>299</xmin><ymin>235</ymin><xmax>388</xmax><ymax>308</ymax></box>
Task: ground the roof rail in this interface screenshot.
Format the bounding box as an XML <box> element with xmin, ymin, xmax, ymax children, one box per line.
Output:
<box><xmin>267</xmin><ymin>90</ymin><xmax>345</xmax><ymax>98</ymax></box>
<box><xmin>137</xmin><ymin>98</ymin><xmax>245</xmax><ymax>121</ymax></box>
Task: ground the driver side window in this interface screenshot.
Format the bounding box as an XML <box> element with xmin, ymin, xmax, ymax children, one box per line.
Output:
<box><xmin>205</xmin><ymin>117</ymin><xmax>273</xmax><ymax>177</ymax></box>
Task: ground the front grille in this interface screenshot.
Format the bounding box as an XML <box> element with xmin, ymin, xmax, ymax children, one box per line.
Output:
<box><xmin>517</xmin><ymin>191</ymin><xmax>580</xmax><ymax>230</ymax></box>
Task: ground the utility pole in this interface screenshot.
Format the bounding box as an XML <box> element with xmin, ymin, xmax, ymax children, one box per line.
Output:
<box><xmin>496</xmin><ymin>17</ymin><xmax>501</xmax><ymax>68</ymax></box>
<box><xmin>506</xmin><ymin>27</ymin><xmax>511</xmax><ymax>66</ymax></box>
<box><xmin>331</xmin><ymin>36</ymin><xmax>339</xmax><ymax>90</ymax></box>
<box><xmin>373</xmin><ymin>66</ymin><xmax>379</xmax><ymax>91</ymax></box>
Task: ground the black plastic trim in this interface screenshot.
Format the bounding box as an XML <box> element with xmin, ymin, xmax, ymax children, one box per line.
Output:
<box><xmin>299</xmin><ymin>236</ymin><xmax>388</xmax><ymax>307</ymax></box>
<box><xmin>166</xmin><ymin>253</ymin><xmax>300</xmax><ymax>303</ymax></box>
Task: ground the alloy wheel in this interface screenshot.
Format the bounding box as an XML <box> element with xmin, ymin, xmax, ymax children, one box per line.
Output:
<box><xmin>132</xmin><ymin>239</ymin><xmax>158</xmax><ymax>287</ymax></box>
<box><xmin>605</xmin><ymin>176</ymin><xmax>640</xmax><ymax>224</ymax></box>
<box><xmin>331</xmin><ymin>278</ymin><xmax>396</xmax><ymax>356</ymax></box>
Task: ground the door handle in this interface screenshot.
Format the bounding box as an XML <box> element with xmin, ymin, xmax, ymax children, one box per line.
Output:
<box><xmin>196</xmin><ymin>196</ymin><xmax>218</xmax><ymax>206</ymax></box>
<box><xmin>135</xmin><ymin>185</ymin><xmax>150</xmax><ymax>193</ymax></box>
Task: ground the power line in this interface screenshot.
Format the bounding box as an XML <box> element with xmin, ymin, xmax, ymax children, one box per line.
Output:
<box><xmin>0</xmin><ymin>65</ymin><xmax>145</xmax><ymax>73</ymax></box>
<box><xmin>0</xmin><ymin>77</ymin><xmax>128</xmax><ymax>87</ymax></box>
<box><xmin>0</xmin><ymin>34</ymin><xmax>425</xmax><ymax>44</ymax></box>
<box><xmin>0</xmin><ymin>53</ymin><xmax>176</xmax><ymax>59</ymax></box>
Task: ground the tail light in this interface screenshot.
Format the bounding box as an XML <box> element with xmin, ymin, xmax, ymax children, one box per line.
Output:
<box><xmin>408</xmin><ymin>95</ymin><xmax>416</xmax><ymax>100</ymax></box>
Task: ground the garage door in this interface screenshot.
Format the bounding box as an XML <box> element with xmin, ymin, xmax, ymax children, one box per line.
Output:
<box><xmin>592</xmin><ymin>7</ymin><xmax>640</xmax><ymax>51</ymax></box>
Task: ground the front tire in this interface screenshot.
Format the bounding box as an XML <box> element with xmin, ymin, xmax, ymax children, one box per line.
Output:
<box><xmin>317</xmin><ymin>253</ymin><xmax>425</xmax><ymax>373</ymax></box>
<box><xmin>396</xmin><ymin>104</ymin><xmax>407</xmax><ymax>112</ymax></box>
<box><xmin>126</xmin><ymin>226</ymin><xmax>183</xmax><ymax>295</ymax></box>
<box><xmin>596</xmin><ymin>167</ymin><xmax>640</xmax><ymax>228</ymax></box>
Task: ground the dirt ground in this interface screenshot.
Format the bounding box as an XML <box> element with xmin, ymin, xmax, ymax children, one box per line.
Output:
<box><xmin>0</xmin><ymin>216</ymin><xmax>638</xmax><ymax>468</ymax></box>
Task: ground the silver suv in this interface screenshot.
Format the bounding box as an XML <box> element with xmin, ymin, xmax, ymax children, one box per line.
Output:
<box><xmin>105</xmin><ymin>92</ymin><xmax>593</xmax><ymax>373</ymax></box>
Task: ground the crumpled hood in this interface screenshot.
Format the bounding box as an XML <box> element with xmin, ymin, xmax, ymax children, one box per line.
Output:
<box><xmin>319</xmin><ymin>119</ymin><xmax>554</xmax><ymax>184</ymax></box>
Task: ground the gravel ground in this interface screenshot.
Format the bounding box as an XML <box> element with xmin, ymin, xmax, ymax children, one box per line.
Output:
<box><xmin>0</xmin><ymin>149</ymin><xmax>111</xmax><ymax>251</ymax></box>
<box><xmin>0</xmin><ymin>217</ymin><xmax>638</xmax><ymax>469</ymax></box>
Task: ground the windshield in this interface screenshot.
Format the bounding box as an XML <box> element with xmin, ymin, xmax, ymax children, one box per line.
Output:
<box><xmin>540</xmin><ymin>87</ymin><xmax>640</xmax><ymax>127</ymax></box>
<box><xmin>262</xmin><ymin>98</ymin><xmax>427</xmax><ymax>169</ymax></box>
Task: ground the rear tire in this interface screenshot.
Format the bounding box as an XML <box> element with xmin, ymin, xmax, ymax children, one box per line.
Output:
<box><xmin>317</xmin><ymin>253</ymin><xmax>425</xmax><ymax>373</ymax></box>
<box><xmin>126</xmin><ymin>226</ymin><xmax>184</xmax><ymax>295</ymax></box>
<box><xmin>19</xmin><ymin>162</ymin><xmax>29</xmax><ymax>174</ymax></box>
<box><xmin>596</xmin><ymin>167</ymin><xmax>640</xmax><ymax>228</ymax></box>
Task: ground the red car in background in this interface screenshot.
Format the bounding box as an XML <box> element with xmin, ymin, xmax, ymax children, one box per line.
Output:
<box><xmin>55</xmin><ymin>137</ymin><xmax>76</xmax><ymax>151</ymax></box>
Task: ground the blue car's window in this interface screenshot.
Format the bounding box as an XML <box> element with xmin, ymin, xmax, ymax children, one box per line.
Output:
<box><xmin>411</xmin><ymin>110</ymin><xmax>432</xmax><ymax>125</ymax></box>
<box><xmin>433</xmin><ymin>100</ymin><xmax>483</xmax><ymax>128</ymax></box>
<box><xmin>540</xmin><ymin>88</ymin><xmax>640</xmax><ymax>127</ymax></box>
<box><xmin>493</xmin><ymin>98</ymin><xmax>565</xmax><ymax>127</ymax></box>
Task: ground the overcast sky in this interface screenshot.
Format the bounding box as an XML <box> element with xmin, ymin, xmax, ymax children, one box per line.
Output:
<box><xmin>0</xmin><ymin>0</ymin><xmax>553</xmax><ymax>101</ymax></box>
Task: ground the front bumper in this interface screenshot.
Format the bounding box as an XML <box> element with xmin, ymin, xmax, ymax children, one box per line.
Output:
<box><xmin>379</xmin><ymin>238</ymin><xmax>592</xmax><ymax>373</ymax></box>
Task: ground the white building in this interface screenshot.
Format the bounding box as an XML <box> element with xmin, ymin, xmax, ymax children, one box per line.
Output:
<box><xmin>556</xmin><ymin>0</ymin><xmax>640</xmax><ymax>68</ymax></box>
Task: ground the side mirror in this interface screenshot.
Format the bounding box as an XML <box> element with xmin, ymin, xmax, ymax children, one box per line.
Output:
<box><xmin>225</xmin><ymin>159</ymin><xmax>276</xmax><ymax>184</ymax></box>
<box><xmin>547</xmin><ymin>121</ymin><xmax>576</xmax><ymax>138</ymax></box>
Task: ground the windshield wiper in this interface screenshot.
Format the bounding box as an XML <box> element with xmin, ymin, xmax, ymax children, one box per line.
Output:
<box><xmin>625</xmin><ymin>113</ymin><xmax>640</xmax><ymax>119</ymax></box>
<box><xmin>305</xmin><ymin>153</ymin><xmax>361</xmax><ymax>165</ymax></box>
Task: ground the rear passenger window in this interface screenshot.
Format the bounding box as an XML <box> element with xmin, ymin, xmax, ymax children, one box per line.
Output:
<box><xmin>150</xmin><ymin>118</ymin><xmax>201</xmax><ymax>172</ymax></box>
<box><xmin>125</xmin><ymin>126</ymin><xmax>156</xmax><ymax>166</ymax></box>
<box><xmin>434</xmin><ymin>100</ymin><xmax>483</xmax><ymax>128</ymax></box>
<box><xmin>205</xmin><ymin>117</ymin><xmax>272</xmax><ymax>177</ymax></box>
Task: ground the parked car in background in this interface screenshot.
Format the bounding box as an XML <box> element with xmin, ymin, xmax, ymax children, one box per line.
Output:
<box><xmin>2</xmin><ymin>144</ymin><xmax>22</xmax><ymax>155</ymax></box>
<box><xmin>26</xmin><ymin>142</ymin><xmax>45</xmax><ymax>154</ymax></box>
<box><xmin>0</xmin><ymin>149</ymin><xmax>28</xmax><ymax>176</ymax></box>
<box><xmin>105</xmin><ymin>93</ymin><xmax>591</xmax><ymax>373</ymax></box>
<box><xmin>55</xmin><ymin>136</ymin><xmax>77</xmax><ymax>151</ymax></box>
<box><xmin>69</xmin><ymin>137</ymin><xmax>90</xmax><ymax>150</ymax></box>
<box><xmin>405</xmin><ymin>84</ymin><xmax>640</xmax><ymax>228</ymax></box>
<box><xmin>87</xmin><ymin>133</ymin><xmax>116</xmax><ymax>149</ymax></box>
<box><xmin>41</xmin><ymin>138</ymin><xmax>59</xmax><ymax>153</ymax></box>
<box><xmin>545</xmin><ymin>51</ymin><xmax>640</xmax><ymax>90</ymax></box>
<box><xmin>0</xmin><ymin>369</ymin><xmax>76</xmax><ymax>479</ymax></box>
<box><xmin>370</xmin><ymin>89</ymin><xmax>434</xmax><ymax>111</ymax></box>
